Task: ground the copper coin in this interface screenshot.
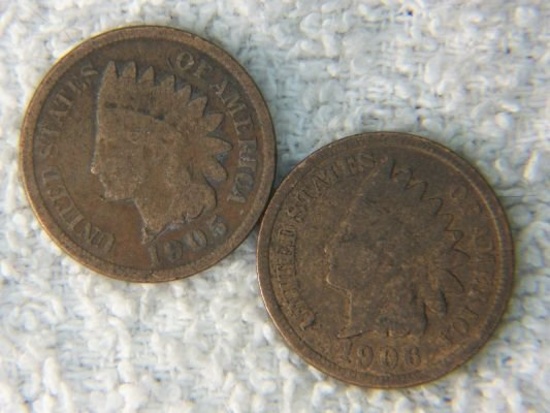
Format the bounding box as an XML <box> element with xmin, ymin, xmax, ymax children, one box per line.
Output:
<box><xmin>20</xmin><ymin>26</ymin><xmax>275</xmax><ymax>282</ymax></box>
<box><xmin>257</xmin><ymin>132</ymin><xmax>514</xmax><ymax>388</ymax></box>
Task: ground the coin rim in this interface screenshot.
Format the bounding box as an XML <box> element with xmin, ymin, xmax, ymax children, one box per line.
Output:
<box><xmin>20</xmin><ymin>25</ymin><xmax>276</xmax><ymax>282</ymax></box>
<box><xmin>257</xmin><ymin>131</ymin><xmax>514</xmax><ymax>388</ymax></box>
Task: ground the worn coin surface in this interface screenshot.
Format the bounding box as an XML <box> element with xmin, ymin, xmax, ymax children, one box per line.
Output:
<box><xmin>257</xmin><ymin>132</ymin><xmax>514</xmax><ymax>387</ymax></box>
<box><xmin>20</xmin><ymin>26</ymin><xmax>275</xmax><ymax>282</ymax></box>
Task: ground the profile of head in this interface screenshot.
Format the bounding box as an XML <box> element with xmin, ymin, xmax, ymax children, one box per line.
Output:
<box><xmin>91</xmin><ymin>62</ymin><xmax>231</xmax><ymax>243</ymax></box>
<box><xmin>325</xmin><ymin>160</ymin><xmax>465</xmax><ymax>338</ymax></box>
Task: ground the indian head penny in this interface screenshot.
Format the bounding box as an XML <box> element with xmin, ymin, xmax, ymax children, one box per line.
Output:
<box><xmin>257</xmin><ymin>132</ymin><xmax>513</xmax><ymax>387</ymax></box>
<box><xmin>20</xmin><ymin>26</ymin><xmax>275</xmax><ymax>282</ymax></box>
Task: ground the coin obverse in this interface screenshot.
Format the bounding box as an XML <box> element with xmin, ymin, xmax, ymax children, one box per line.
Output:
<box><xmin>20</xmin><ymin>26</ymin><xmax>275</xmax><ymax>282</ymax></box>
<box><xmin>257</xmin><ymin>132</ymin><xmax>514</xmax><ymax>388</ymax></box>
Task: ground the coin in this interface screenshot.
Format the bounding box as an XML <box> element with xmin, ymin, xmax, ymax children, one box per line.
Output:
<box><xmin>257</xmin><ymin>132</ymin><xmax>514</xmax><ymax>387</ymax></box>
<box><xmin>20</xmin><ymin>26</ymin><xmax>275</xmax><ymax>282</ymax></box>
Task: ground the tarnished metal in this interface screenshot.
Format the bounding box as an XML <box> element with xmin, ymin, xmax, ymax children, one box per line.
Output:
<box><xmin>20</xmin><ymin>26</ymin><xmax>275</xmax><ymax>282</ymax></box>
<box><xmin>257</xmin><ymin>132</ymin><xmax>514</xmax><ymax>387</ymax></box>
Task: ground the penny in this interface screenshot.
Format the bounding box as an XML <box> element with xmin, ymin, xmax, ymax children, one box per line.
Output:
<box><xmin>20</xmin><ymin>26</ymin><xmax>275</xmax><ymax>282</ymax></box>
<box><xmin>257</xmin><ymin>132</ymin><xmax>514</xmax><ymax>388</ymax></box>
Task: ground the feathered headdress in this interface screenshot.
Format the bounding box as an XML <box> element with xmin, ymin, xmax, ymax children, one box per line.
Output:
<box><xmin>344</xmin><ymin>158</ymin><xmax>467</xmax><ymax>316</ymax></box>
<box><xmin>97</xmin><ymin>61</ymin><xmax>231</xmax><ymax>182</ymax></box>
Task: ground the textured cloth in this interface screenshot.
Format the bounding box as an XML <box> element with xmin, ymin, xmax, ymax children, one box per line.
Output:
<box><xmin>0</xmin><ymin>1</ymin><xmax>549</xmax><ymax>412</ymax></box>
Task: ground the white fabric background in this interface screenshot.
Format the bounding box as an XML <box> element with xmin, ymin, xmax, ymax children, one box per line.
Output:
<box><xmin>0</xmin><ymin>0</ymin><xmax>548</xmax><ymax>412</ymax></box>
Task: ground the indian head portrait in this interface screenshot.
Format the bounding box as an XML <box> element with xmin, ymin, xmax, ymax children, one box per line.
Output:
<box><xmin>325</xmin><ymin>159</ymin><xmax>468</xmax><ymax>339</ymax></box>
<box><xmin>90</xmin><ymin>61</ymin><xmax>231</xmax><ymax>243</ymax></box>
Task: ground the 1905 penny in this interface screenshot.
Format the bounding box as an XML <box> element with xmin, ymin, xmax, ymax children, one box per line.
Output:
<box><xmin>257</xmin><ymin>132</ymin><xmax>513</xmax><ymax>387</ymax></box>
<box><xmin>20</xmin><ymin>26</ymin><xmax>275</xmax><ymax>282</ymax></box>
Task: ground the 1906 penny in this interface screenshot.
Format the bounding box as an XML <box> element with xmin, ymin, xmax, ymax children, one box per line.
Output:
<box><xmin>257</xmin><ymin>132</ymin><xmax>513</xmax><ymax>387</ymax></box>
<box><xmin>20</xmin><ymin>26</ymin><xmax>275</xmax><ymax>282</ymax></box>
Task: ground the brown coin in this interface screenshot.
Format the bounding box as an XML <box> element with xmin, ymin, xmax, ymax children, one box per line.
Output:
<box><xmin>257</xmin><ymin>132</ymin><xmax>514</xmax><ymax>388</ymax></box>
<box><xmin>20</xmin><ymin>26</ymin><xmax>275</xmax><ymax>282</ymax></box>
